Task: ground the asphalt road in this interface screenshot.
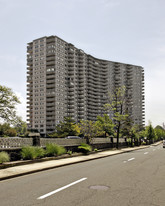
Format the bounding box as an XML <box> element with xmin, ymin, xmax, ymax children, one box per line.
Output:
<box><xmin>0</xmin><ymin>144</ymin><xmax>164</xmax><ymax>206</ymax></box>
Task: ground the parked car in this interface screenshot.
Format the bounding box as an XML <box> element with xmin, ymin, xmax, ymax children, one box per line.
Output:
<box><xmin>65</xmin><ymin>136</ymin><xmax>82</xmax><ymax>139</ymax></box>
<box><xmin>163</xmin><ymin>140</ymin><xmax>165</xmax><ymax>148</ymax></box>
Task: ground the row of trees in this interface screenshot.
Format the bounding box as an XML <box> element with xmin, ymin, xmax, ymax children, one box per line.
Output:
<box><xmin>0</xmin><ymin>84</ymin><xmax>165</xmax><ymax>148</ymax></box>
<box><xmin>49</xmin><ymin>86</ymin><xmax>165</xmax><ymax>148</ymax></box>
<box><xmin>0</xmin><ymin>122</ymin><xmax>28</xmax><ymax>137</ymax></box>
<box><xmin>49</xmin><ymin>116</ymin><xmax>165</xmax><ymax>148</ymax></box>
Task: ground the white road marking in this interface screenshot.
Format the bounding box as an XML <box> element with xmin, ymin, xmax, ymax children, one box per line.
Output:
<box><xmin>37</xmin><ymin>177</ymin><xmax>87</xmax><ymax>200</ymax></box>
<box><xmin>127</xmin><ymin>158</ymin><xmax>135</xmax><ymax>162</ymax></box>
<box><xmin>144</xmin><ymin>152</ymin><xmax>148</xmax><ymax>155</ymax></box>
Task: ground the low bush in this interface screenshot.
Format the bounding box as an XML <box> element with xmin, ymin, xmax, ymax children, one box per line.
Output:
<box><xmin>0</xmin><ymin>152</ymin><xmax>10</xmax><ymax>163</ymax></box>
<box><xmin>21</xmin><ymin>146</ymin><xmax>35</xmax><ymax>160</ymax></box>
<box><xmin>46</xmin><ymin>143</ymin><xmax>66</xmax><ymax>156</ymax></box>
<box><xmin>78</xmin><ymin>143</ymin><xmax>92</xmax><ymax>154</ymax></box>
<box><xmin>67</xmin><ymin>150</ymin><xmax>72</xmax><ymax>155</ymax></box>
<box><xmin>34</xmin><ymin>147</ymin><xmax>45</xmax><ymax>158</ymax></box>
<box><xmin>21</xmin><ymin>146</ymin><xmax>45</xmax><ymax>160</ymax></box>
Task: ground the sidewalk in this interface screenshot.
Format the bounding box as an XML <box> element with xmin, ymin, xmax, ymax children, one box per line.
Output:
<box><xmin>0</xmin><ymin>141</ymin><xmax>162</xmax><ymax>181</ymax></box>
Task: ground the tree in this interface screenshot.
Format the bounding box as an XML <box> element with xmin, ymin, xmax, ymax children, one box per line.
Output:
<box><xmin>136</xmin><ymin>129</ymin><xmax>146</xmax><ymax>145</ymax></box>
<box><xmin>121</xmin><ymin>114</ymin><xmax>133</xmax><ymax>138</ymax></box>
<box><xmin>49</xmin><ymin>117</ymin><xmax>80</xmax><ymax>138</ymax></box>
<box><xmin>0</xmin><ymin>85</ymin><xmax>20</xmax><ymax>124</ymax></box>
<box><xmin>104</xmin><ymin>86</ymin><xmax>128</xmax><ymax>148</ymax></box>
<box><xmin>122</xmin><ymin>115</ymin><xmax>142</xmax><ymax>146</ymax></box>
<box><xmin>95</xmin><ymin>114</ymin><xmax>114</xmax><ymax>138</ymax></box>
<box><xmin>14</xmin><ymin>120</ymin><xmax>28</xmax><ymax>137</ymax></box>
<box><xmin>78</xmin><ymin>120</ymin><xmax>98</xmax><ymax>144</ymax></box>
<box><xmin>154</xmin><ymin>125</ymin><xmax>165</xmax><ymax>141</ymax></box>
<box><xmin>145</xmin><ymin>123</ymin><xmax>155</xmax><ymax>144</ymax></box>
<box><xmin>0</xmin><ymin>123</ymin><xmax>10</xmax><ymax>136</ymax></box>
<box><xmin>5</xmin><ymin>127</ymin><xmax>17</xmax><ymax>137</ymax></box>
<box><xmin>0</xmin><ymin>123</ymin><xmax>17</xmax><ymax>137</ymax></box>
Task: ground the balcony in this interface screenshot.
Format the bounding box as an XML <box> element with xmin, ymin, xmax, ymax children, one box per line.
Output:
<box><xmin>27</xmin><ymin>86</ymin><xmax>33</xmax><ymax>91</ymax></box>
<box><xmin>46</xmin><ymin>79</ymin><xmax>55</xmax><ymax>84</ymax></box>
<box><xmin>68</xmin><ymin>71</ymin><xmax>74</xmax><ymax>75</ymax></box>
<box><xmin>46</xmin><ymin>116</ymin><xmax>55</xmax><ymax>120</ymax></box>
<box><xmin>46</xmin><ymin>107</ymin><xmax>55</xmax><ymax>111</ymax></box>
<box><xmin>27</xmin><ymin>70</ymin><xmax>33</xmax><ymax>75</ymax></box>
<box><xmin>78</xmin><ymin>111</ymin><xmax>84</xmax><ymax>115</ymax></box>
<box><xmin>46</xmin><ymin>93</ymin><xmax>55</xmax><ymax>97</ymax></box>
<box><xmin>114</xmin><ymin>64</ymin><xmax>120</xmax><ymax>69</ymax></box>
<box><xmin>78</xmin><ymin>99</ymin><xmax>84</xmax><ymax>103</ymax></box>
<box><xmin>126</xmin><ymin>75</ymin><xmax>133</xmax><ymax>79</ymax></box>
<box><xmin>46</xmin><ymin>98</ymin><xmax>55</xmax><ymax>103</ymax></box>
<box><xmin>46</xmin><ymin>85</ymin><xmax>55</xmax><ymax>89</ymax></box>
<box><xmin>78</xmin><ymin>103</ymin><xmax>84</xmax><ymax>107</ymax></box>
<box><xmin>46</xmin><ymin>61</ymin><xmax>55</xmax><ymax>66</ymax></box>
<box><xmin>67</xmin><ymin>88</ymin><xmax>74</xmax><ymax>93</ymax></box>
<box><xmin>68</xmin><ymin>105</ymin><xmax>74</xmax><ymax>109</ymax></box>
<box><xmin>47</xmin><ymin>103</ymin><xmax>55</xmax><ymax>107</ymax></box>
<box><xmin>68</xmin><ymin>100</ymin><xmax>74</xmax><ymax>105</ymax></box>
<box><xmin>47</xmin><ymin>38</ymin><xmax>55</xmax><ymax>43</ymax></box>
<box><xmin>78</xmin><ymin>71</ymin><xmax>85</xmax><ymax>76</ymax></box>
<box><xmin>47</xmin><ymin>57</ymin><xmax>55</xmax><ymax>61</ymax></box>
<box><xmin>67</xmin><ymin>109</ymin><xmax>75</xmax><ymax>113</ymax></box>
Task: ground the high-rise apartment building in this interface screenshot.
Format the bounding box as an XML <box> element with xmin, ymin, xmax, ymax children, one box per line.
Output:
<box><xmin>27</xmin><ymin>35</ymin><xmax>145</xmax><ymax>136</ymax></box>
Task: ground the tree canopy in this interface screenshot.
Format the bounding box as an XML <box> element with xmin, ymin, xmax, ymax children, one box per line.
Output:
<box><xmin>78</xmin><ymin>120</ymin><xmax>98</xmax><ymax>144</ymax></box>
<box><xmin>0</xmin><ymin>85</ymin><xmax>20</xmax><ymax>124</ymax></box>
<box><xmin>95</xmin><ymin>114</ymin><xmax>114</xmax><ymax>137</ymax></box>
<box><xmin>145</xmin><ymin>123</ymin><xmax>155</xmax><ymax>143</ymax></box>
<box><xmin>104</xmin><ymin>86</ymin><xmax>128</xmax><ymax>148</ymax></box>
<box><xmin>0</xmin><ymin>123</ymin><xmax>17</xmax><ymax>137</ymax></box>
<box><xmin>49</xmin><ymin>117</ymin><xmax>80</xmax><ymax>138</ymax></box>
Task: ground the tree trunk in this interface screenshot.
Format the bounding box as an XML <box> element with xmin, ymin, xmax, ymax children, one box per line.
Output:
<box><xmin>116</xmin><ymin>123</ymin><xmax>120</xmax><ymax>149</ymax></box>
<box><xmin>131</xmin><ymin>137</ymin><xmax>133</xmax><ymax>147</ymax></box>
<box><xmin>111</xmin><ymin>136</ymin><xmax>114</xmax><ymax>148</ymax></box>
<box><xmin>85</xmin><ymin>136</ymin><xmax>90</xmax><ymax>144</ymax></box>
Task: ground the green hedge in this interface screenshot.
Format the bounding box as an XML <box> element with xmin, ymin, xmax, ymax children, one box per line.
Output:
<box><xmin>21</xmin><ymin>146</ymin><xmax>45</xmax><ymax>160</ymax></box>
<box><xmin>0</xmin><ymin>152</ymin><xmax>10</xmax><ymax>163</ymax></box>
<box><xmin>78</xmin><ymin>143</ymin><xmax>92</xmax><ymax>154</ymax></box>
<box><xmin>46</xmin><ymin>143</ymin><xmax>66</xmax><ymax>156</ymax></box>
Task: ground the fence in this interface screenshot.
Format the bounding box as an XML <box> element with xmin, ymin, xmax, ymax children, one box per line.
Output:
<box><xmin>0</xmin><ymin>137</ymin><xmax>126</xmax><ymax>150</ymax></box>
<box><xmin>0</xmin><ymin>138</ymin><xmax>33</xmax><ymax>149</ymax></box>
<box><xmin>40</xmin><ymin>138</ymin><xmax>86</xmax><ymax>147</ymax></box>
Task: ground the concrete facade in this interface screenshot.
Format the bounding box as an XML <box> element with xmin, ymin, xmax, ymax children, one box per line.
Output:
<box><xmin>27</xmin><ymin>35</ymin><xmax>145</xmax><ymax>135</ymax></box>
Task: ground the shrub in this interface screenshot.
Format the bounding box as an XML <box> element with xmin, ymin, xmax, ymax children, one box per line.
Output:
<box><xmin>127</xmin><ymin>138</ymin><xmax>131</xmax><ymax>145</ymax></box>
<box><xmin>21</xmin><ymin>146</ymin><xmax>36</xmax><ymax>160</ymax></box>
<box><xmin>94</xmin><ymin>148</ymin><xmax>98</xmax><ymax>152</ymax></box>
<box><xmin>46</xmin><ymin>143</ymin><xmax>66</xmax><ymax>156</ymax></box>
<box><xmin>34</xmin><ymin>147</ymin><xmax>45</xmax><ymax>158</ymax></box>
<box><xmin>21</xmin><ymin>146</ymin><xmax>45</xmax><ymax>160</ymax></box>
<box><xmin>0</xmin><ymin>152</ymin><xmax>10</xmax><ymax>163</ymax></box>
<box><xmin>67</xmin><ymin>150</ymin><xmax>72</xmax><ymax>155</ymax></box>
<box><xmin>78</xmin><ymin>143</ymin><xmax>92</xmax><ymax>154</ymax></box>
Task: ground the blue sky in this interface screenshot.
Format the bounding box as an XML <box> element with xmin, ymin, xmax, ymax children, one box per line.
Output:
<box><xmin>0</xmin><ymin>0</ymin><xmax>165</xmax><ymax>127</ymax></box>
